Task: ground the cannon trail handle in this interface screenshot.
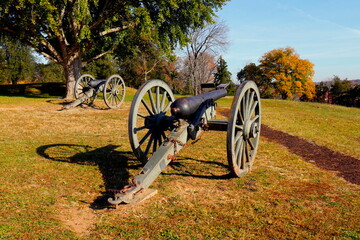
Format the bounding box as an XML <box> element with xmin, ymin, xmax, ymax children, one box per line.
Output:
<box><xmin>62</xmin><ymin>88</ymin><xmax>95</xmax><ymax>110</ymax></box>
<box><xmin>108</xmin><ymin>121</ymin><xmax>189</xmax><ymax>205</ymax></box>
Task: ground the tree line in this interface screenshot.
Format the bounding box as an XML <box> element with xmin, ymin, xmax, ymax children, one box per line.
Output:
<box><xmin>1</xmin><ymin>36</ymin><xmax>358</xmax><ymax>108</ymax></box>
<box><xmin>236</xmin><ymin>47</ymin><xmax>359</xmax><ymax>108</ymax></box>
<box><xmin>0</xmin><ymin>21</ymin><xmax>232</xmax><ymax>95</ymax></box>
<box><xmin>0</xmin><ymin>35</ymin><xmax>64</xmax><ymax>84</ymax></box>
<box><xmin>315</xmin><ymin>76</ymin><xmax>360</xmax><ymax>108</ymax></box>
<box><xmin>0</xmin><ymin>0</ymin><xmax>229</xmax><ymax>99</ymax></box>
<box><xmin>1</xmin><ymin>1</ymin><xmax>358</xmax><ymax>107</ymax></box>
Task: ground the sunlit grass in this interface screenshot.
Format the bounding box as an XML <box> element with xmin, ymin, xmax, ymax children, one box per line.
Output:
<box><xmin>261</xmin><ymin>99</ymin><xmax>360</xmax><ymax>159</ymax></box>
<box><xmin>0</xmin><ymin>91</ymin><xmax>359</xmax><ymax>239</ymax></box>
<box><xmin>216</xmin><ymin>96</ymin><xmax>360</xmax><ymax>159</ymax></box>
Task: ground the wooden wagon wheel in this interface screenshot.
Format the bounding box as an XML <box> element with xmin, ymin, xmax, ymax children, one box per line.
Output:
<box><xmin>128</xmin><ymin>80</ymin><xmax>175</xmax><ymax>163</ymax></box>
<box><xmin>103</xmin><ymin>74</ymin><xmax>126</xmax><ymax>109</ymax></box>
<box><xmin>74</xmin><ymin>74</ymin><xmax>96</xmax><ymax>104</ymax></box>
<box><xmin>227</xmin><ymin>81</ymin><xmax>261</xmax><ymax>178</ymax></box>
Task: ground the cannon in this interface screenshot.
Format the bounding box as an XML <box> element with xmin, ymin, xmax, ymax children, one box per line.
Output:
<box><xmin>63</xmin><ymin>74</ymin><xmax>126</xmax><ymax>109</ymax></box>
<box><xmin>108</xmin><ymin>79</ymin><xmax>261</xmax><ymax>205</ymax></box>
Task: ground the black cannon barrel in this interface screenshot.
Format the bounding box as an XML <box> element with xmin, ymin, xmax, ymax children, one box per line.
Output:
<box><xmin>170</xmin><ymin>89</ymin><xmax>227</xmax><ymax>119</ymax></box>
<box><xmin>88</xmin><ymin>79</ymin><xmax>105</xmax><ymax>88</ymax></box>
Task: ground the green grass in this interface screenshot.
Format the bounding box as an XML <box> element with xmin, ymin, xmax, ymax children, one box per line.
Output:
<box><xmin>0</xmin><ymin>93</ymin><xmax>359</xmax><ymax>239</ymax></box>
<box><xmin>216</xmin><ymin>97</ymin><xmax>360</xmax><ymax>159</ymax></box>
<box><xmin>261</xmin><ymin>99</ymin><xmax>360</xmax><ymax>159</ymax></box>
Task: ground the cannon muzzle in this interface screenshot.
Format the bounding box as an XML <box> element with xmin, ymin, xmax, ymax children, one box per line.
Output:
<box><xmin>170</xmin><ymin>89</ymin><xmax>227</xmax><ymax>119</ymax></box>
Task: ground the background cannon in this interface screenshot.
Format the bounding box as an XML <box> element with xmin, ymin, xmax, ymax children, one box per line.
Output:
<box><xmin>108</xmin><ymin>79</ymin><xmax>261</xmax><ymax>205</ymax></box>
<box><xmin>63</xmin><ymin>74</ymin><xmax>126</xmax><ymax>109</ymax></box>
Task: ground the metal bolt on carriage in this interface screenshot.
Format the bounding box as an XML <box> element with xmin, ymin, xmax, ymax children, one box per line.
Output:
<box><xmin>108</xmin><ymin>79</ymin><xmax>262</xmax><ymax>206</ymax></box>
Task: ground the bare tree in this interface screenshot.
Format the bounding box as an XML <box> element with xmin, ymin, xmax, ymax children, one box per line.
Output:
<box><xmin>184</xmin><ymin>22</ymin><xmax>229</xmax><ymax>94</ymax></box>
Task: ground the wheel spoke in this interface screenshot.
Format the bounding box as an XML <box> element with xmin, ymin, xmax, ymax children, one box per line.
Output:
<box><xmin>158</xmin><ymin>134</ymin><xmax>163</xmax><ymax>147</ymax></box>
<box><xmin>248</xmin><ymin>90</ymin><xmax>254</xmax><ymax>106</ymax></box>
<box><xmin>106</xmin><ymin>92</ymin><xmax>112</xmax><ymax>100</ymax></box>
<box><xmin>141</xmin><ymin>99</ymin><xmax>154</xmax><ymax>116</ymax></box>
<box><xmin>234</xmin><ymin>131</ymin><xmax>242</xmax><ymax>145</ymax></box>
<box><xmin>237</xmin><ymin>108</ymin><xmax>244</xmax><ymax>124</ymax></box>
<box><xmin>241</xmin><ymin>98</ymin><xmax>246</xmax><ymax>122</ymax></box>
<box><xmin>153</xmin><ymin>136</ymin><xmax>158</xmax><ymax>152</ymax></box>
<box><xmin>156</xmin><ymin>86</ymin><xmax>160</xmax><ymax>114</ymax></box>
<box><xmin>159</xmin><ymin>132</ymin><xmax>166</xmax><ymax>147</ymax></box>
<box><xmin>235</xmin><ymin>124</ymin><xmax>243</xmax><ymax>130</ymax></box>
<box><xmin>158</xmin><ymin>133</ymin><xmax>162</xmax><ymax>146</ymax></box>
<box><xmin>161</xmin><ymin>131</ymin><xmax>167</xmax><ymax>141</ymax></box>
<box><xmin>115</xmin><ymin>95</ymin><xmax>122</xmax><ymax>105</ymax></box>
<box><xmin>160</xmin><ymin>91</ymin><xmax>167</xmax><ymax>112</ymax></box>
<box><xmin>234</xmin><ymin>138</ymin><xmax>243</xmax><ymax>161</ymax></box>
<box><xmin>240</xmin><ymin>142</ymin><xmax>247</xmax><ymax>168</ymax></box>
<box><xmin>114</xmin><ymin>95</ymin><xmax>119</xmax><ymax>106</ymax></box>
<box><xmin>110</xmin><ymin>95</ymin><xmax>114</xmax><ymax>106</ymax></box>
<box><xmin>248</xmin><ymin>100</ymin><xmax>258</xmax><ymax>118</ymax></box>
<box><xmin>247</xmin><ymin>91</ymin><xmax>255</xmax><ymax>118</ymax></box>
<box><xmin>144</xmin><ymin>134</ymin><xmax>154</xmax><ymax>157</ymax></box>
<box><xmin>135</xmin><ymin>123</ymin><xmax>152</xmax><ymax>132</ymax></box>
<box><xmin>244</xmin><ymin>142</ymin><xmax>250</xmax><ymax>163</ymax></box>
<box><xmin>245</xmin><ymin>90</ymin><xmax>250</xmax><ymax>118</ymax></box>
<box><xmin>114</xmin><ymin>79</ymin><xmax>119</xmax><ymax>89</ymax></box>
<box><xmin>250</xmin><ymin>115</ymin><xmax>259</xmax><ymax>124</ymax></box>
<box><xmin>163</xmin><ymin>101</ymin><xmax>172</xmax><ymax>113</ymax></box>
<box><xmin>248</xmin><ymin>138</ymin><xmax>255</xmax><ymax>150</ymax></box>
<box><xmin>148</xmin><ymin>90</ymin><xmax>157</xmax><ymax>114</ymax></box>
<box><xmin>139</xmin><ymin>129</ymin><xmax>153</xmax><ymax>146</ymax></box>
<box><xmin>236</xmin><ymin>140</ymin><xmax>244</xmax><ymax>168</ymax></box>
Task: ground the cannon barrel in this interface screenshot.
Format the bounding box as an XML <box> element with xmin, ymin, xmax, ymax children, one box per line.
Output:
<box><xmin>88</xmin><ymin>79</ymin><xmax>105</xmax><ymax>88</ymax></box>
<box><xmin>170</xmin><ymin>89</ymin><xmax>227</xmax><ymax>119</ymax></box>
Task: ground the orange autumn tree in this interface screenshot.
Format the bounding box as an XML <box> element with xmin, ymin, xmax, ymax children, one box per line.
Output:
<box><xmin>259</xmin><ymin>47</ymin><xmax>315</xmax><ymax>100</ymax></box>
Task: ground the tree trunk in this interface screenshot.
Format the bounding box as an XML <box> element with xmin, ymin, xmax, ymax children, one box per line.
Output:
<box><xmin>11</xmin><ymin>78</ymin><xmax>18</xmax><ymax>85</ymax></box>
<box><xmin>63</xmin><ymin>58</ymin><xmax>82</xmax><ymax>99</ymax></box>
<box><xmin>143</xmin><ymin>58</ymin><xmax>148</xmax><ymax>83</ymax></box>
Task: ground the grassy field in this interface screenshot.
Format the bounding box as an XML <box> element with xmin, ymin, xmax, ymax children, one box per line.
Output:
<box><xmin>0</xmin><ymin>90</ymin><xmax>359</xmax><ymax>240</ymax></box>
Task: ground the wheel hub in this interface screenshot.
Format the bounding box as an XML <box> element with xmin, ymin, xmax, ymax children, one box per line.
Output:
<box><xmin>144</xmin><ymin>113</ymin><xmax>167</xmax><ymax>131</ymax></box>
<box><xmin>111</xmin><ymin>88</ymin><xmax>119</xmax><ymax>95</ymax></box>
<box><xmin>243</xmin><ymin>120</ymin><xmax>259</xmax><ymax>140</ymax></box>
<box><xmin>249</xmin><ymin>122</ymin><xmax>259</xmax><ymax>139</ymax></box>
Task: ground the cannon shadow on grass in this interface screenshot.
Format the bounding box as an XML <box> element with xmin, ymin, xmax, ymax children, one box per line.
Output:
<box><xmin>164</xmin><ymin>159</ymin><xmax>232</xmax><ymax>180</ymax></box>
<box><xmin>36</xmin><ymin>144</ymin><xmax>233</xmax><ymax>208</ymax></box>
<box><xmin>36</xmin><ymin>144</ymin><xmax>142</xmax><ymax>209</ymax></box>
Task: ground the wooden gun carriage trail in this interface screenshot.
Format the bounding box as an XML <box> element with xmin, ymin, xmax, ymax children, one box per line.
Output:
<box><xmin>63</xmin><ymin>74</ymin><xmax>126</xmax><ymax>110</ymax></box>
<box><xmin>107</xmin><ymin>79</ymin><xmax>262</xmax><ymax>207</ymax></box>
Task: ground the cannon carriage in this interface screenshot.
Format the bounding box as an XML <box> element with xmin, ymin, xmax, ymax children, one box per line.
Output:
<box><xmin>63</xmin><ymin>74</ymin><xmax>126</xmax><ymax>109</ymax></box>
<box><xmin>108</xmin><ymin>79</ymin><xmax>261</xmax><ymax>206</ymax></box>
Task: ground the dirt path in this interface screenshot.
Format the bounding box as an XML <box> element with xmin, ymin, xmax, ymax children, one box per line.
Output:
<box><xmin>261</xmin><ymin>125</ymin><xmax>359</xmax><ymax>185</ymax></box>
<box><xmin>217</xmin><ymin>108</ymin><xmax>360</xmax><ymax>185</ymax></box>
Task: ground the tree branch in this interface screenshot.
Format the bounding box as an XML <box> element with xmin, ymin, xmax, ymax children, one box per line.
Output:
<box><xmin>99</xmin><ymin>25</ymin><xmax>130</xmax><ymax>36</ymax></box>
<box><xmin>35</xmin><ymin>38</ymin><xmax>63</xmax><ymax>62</ymax></box>
<box><xmin>38</xmin><ymin>51</ymin><xmax>59</xmax><ymax>63</ymax></box>
<box><xmin>145</xmin><ymin>59</ymin><xmax>161</xmax><ymax>75</ymax></box>
<box><xmin>83</xmin><ymin>47</ymin><xmax>115</xmax><ymax>63</ymax></box>
<box><xmin>58</xmin><ymin>5</ymin><xmax>70</xmax><ymax>46</ymax></box>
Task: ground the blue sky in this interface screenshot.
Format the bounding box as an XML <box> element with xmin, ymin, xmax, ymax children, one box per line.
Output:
<box><xmin>216</xmin><ymin>0</ymin><xmax>360</xmax><ymax>82</ymax></box>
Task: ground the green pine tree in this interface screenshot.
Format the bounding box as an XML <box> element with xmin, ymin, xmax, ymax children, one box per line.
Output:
<box><xmin>214</xmin><ymin>56</ymin><xmax>235</xmax><ymax>95</ymax></box>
